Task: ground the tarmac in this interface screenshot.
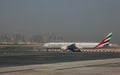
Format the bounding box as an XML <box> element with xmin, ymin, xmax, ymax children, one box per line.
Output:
<box><xmin>0</xmin><ymin>58</ymin><xmax>120</xmax><ymax>75</ymax></box>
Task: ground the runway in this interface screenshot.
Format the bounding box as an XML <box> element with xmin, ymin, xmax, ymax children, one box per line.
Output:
<box><xmin>0</xmin><ymin>48</ymin><xmax>120</xmax><ymax>75</ymax></box>
<box><xmin>0</xmin><ymin>58</ymin><xmax>120</xmax><ymax>75</ymax></box>
<box><xmin>0</xmin><ymin>52</ymin><xmax>120</xmax><ymax>67</ymax></box>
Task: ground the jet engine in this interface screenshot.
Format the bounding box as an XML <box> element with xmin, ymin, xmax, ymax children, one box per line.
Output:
<box><xmin>67</xmin><ymin>44</ymin><xmax>81</xmax><ymax>52</ymax></box>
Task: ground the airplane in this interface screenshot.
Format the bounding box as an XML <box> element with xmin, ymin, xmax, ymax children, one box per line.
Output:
<box><xmin>43</xmin><ymin>33</ymin><xmax>112</xmax><ymax>52</ymax></box>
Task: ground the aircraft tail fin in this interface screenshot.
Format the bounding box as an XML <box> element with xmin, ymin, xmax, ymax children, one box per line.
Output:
<box><xmin>95</xmin><ymin>32</ymin><xmax>112</xmax><ymax>48</ymax></box>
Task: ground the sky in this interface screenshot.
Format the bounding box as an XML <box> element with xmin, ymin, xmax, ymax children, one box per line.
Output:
<box><xmin>0</xmin><ymin>0</ymin><xmax>120</xmax><ymax>43</ymax></box>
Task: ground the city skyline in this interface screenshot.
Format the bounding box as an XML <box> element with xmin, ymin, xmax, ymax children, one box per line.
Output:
<box><xmin>0</xmin><ymin>33</ymin><xmax>64</xmax><ymax>43</ymax></box>
<box><xmin>0</xmin><ymin>0</ymin><xmax>120</xmax><ymax>44</ymax></box>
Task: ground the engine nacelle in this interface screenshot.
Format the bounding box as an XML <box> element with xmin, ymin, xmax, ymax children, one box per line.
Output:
<box><xmin>61</xmin><ymin>44</ymin><xmax>81</xmax><ymax>52</ymax></box>
<box><xmin>67</xmin><ymin>44</ymin><xmax>81</xmax><ymax>52</ymax></box>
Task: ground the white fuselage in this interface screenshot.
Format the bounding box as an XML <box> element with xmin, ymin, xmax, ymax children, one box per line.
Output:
<box><xmin>43</xmin><ymin>33</ymin><xmax>112</xmax><ymax>50</ymax></box>
<box><xmin>43</xmin><ymin>42</ymin><xmax>101</xmax><ymax>49</ymax></box>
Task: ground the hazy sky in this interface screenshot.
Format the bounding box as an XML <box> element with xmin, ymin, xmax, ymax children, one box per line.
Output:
<box><xmin>0</xmin><ymin>0</ymin><xmax>120</xmax><ymax>43</ymax></box>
